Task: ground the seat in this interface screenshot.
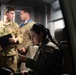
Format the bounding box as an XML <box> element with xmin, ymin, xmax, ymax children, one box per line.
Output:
<box><xmin>54</xmin><ymin>27</ymin><xmax>74</xmax><ymax>74</ymax></box>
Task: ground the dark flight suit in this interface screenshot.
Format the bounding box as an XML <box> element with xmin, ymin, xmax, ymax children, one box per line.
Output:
<box><xmin>25</xmin><ymin>39</ymin><xmax>61</xmax><ymax>75</ymax></box>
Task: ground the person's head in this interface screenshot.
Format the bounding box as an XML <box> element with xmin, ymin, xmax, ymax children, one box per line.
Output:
<box><xmin>20</xmin><ymin>8</ymin><xmax>31</xmax><ymax>21</ymax></box>
<box><xmin>30</xmin><ymin>23</ymin><xmax>47</xmax><ymax>45</ymax></box>
<box><xmin>30</xmin><ymin>23</ymin><xmax>57</xmax><ymax>45</ymax></box>
<box><xmin>5</xmin><ymin>7</ymin><xmax>15</xmax><ymax>21</ymax></box>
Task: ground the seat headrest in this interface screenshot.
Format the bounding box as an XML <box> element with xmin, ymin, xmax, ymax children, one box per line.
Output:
<box><xmin>55</xmin><ymin>28</ymin><xmax>65</xmax><ymax>42</ymax></box>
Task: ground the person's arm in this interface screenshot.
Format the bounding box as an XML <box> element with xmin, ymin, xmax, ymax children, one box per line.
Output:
<box><xmin>26</xmin><ymin>46</ymin><xmax>60</xmax><ymax>71</ymax></box>
<box><xmin>12</xmin><ymin>22</ymin><xmax>23</xmax><ymax>44</ymax></box>
<box><xmin>19</xmin><ymin>53</ymin><xmax>45</xmax><ymax>71</ymax></box>
<box><xmin>19</xmin><ymin>46</ymin><xmax>59</xmax><ymax>71</ymax></box>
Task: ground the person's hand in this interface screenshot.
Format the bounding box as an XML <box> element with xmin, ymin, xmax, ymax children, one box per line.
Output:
<box><xmin>21</xmin><ymin>70</ymin><xmax>28</xmax><ymax>75</ymax></box>
<box><xmin>9</xmin><ymin>38</ymin><xmax>18</xmax><ymax>43</ymax></box>
<box><xmin>19</xmin><ymin>47</ymin><xmax>26</xmax><ymax>53</ymax></box>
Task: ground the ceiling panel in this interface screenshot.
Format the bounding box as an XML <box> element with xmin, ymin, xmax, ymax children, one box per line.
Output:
<box><xmin>0</xmin><ymin>0</ymin><xmax>52</xmax><ymax>7</ymax></box>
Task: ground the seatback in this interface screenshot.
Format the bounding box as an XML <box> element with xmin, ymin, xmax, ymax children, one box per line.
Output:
<box><xmin>55</xmin><ymin>28</ymin><xmax>73</xmax><ymax>74</ymax></box>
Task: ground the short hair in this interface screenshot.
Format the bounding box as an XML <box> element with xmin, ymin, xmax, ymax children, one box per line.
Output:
<box><xmin>21</xmin><ymin>8</ymin><xmax>31</xmax><ymax>14</ymax></box>
<box><xmin>6</xmin><ymin>7</ymin><xmax>15</xmax><ymax>13</ymax></box>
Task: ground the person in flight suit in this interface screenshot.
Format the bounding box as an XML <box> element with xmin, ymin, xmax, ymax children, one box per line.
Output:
<box><xmin>0</xmin><ymin>7</ymin><xmax>23</xmax><ymax>72</ymax></box>
<box><xmin>17</xmin><ymin>8</ymin><xmax>36</xmax><ymax>53</ymax></box>
<box><xmin>19</xmin><ymin>23</ymin><xmax>61</xmax><ymax>75</ymax></box>
<box><xmin>17</xmin><ymin>8</ymin><xmax>37</xmax><ymax>72</ymax></box>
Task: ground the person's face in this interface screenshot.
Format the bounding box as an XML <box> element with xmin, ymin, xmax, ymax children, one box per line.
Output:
<box><xmin>30</xmin><ymin>30</ymin><xmax>43</xmax><ymax>45</ymax></box>
<box><xmin>20</xmin><ymin>11</ymin><xmax>27</xmax><ymax>21</ymax></box>
<box><xmin>6</xmin><ymin>11</ymin><xmax>15</xmax><ymax>21</ymax></box>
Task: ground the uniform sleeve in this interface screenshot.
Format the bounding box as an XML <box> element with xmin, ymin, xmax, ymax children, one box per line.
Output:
<box><xmin>25</xmin><ymin>48</ymin><xmax>46</xmax><ymax>71</ymax></box>
<box><xmin>26</xmin><ymin>57</ymin><xmax>46</xmax><ymax>71</ymax></box>
<box><xmin>13</xmin><ymin>22</ymin><xmax>23</xmax><ymax>44</ymax></box>
<box><xmin>26</xmin><ymin>46</ymin><xmax>61</xmax><ymax>71</ymax></box>
<box><xmin>17</xmin><ymin>28</ymin><xmax>23</xmax><ymax>44</ymax></box>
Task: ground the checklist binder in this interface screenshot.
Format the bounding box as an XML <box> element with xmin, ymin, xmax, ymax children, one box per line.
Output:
<box><xmin>0</xmin><ymin>34</ymin><xmax>12</xmax><ymax>47</ymax></box>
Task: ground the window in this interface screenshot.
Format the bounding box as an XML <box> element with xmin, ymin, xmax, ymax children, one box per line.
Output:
<box><xmin>54</xmin><ymin>19</ymin><xmax>65</xmax><ymax>30</ymax></box>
